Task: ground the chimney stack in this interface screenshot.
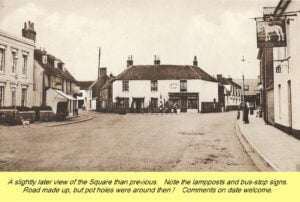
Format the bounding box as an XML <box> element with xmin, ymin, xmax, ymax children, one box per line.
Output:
<box><xmin>127</xmin><ymin>55</ymin><xmax>133</xmax><ymax>67</ymax></box>
<box><xmin>22</xmin><ymin>21</ymin><xmax>36</xmax><ymax>42</ymax></box>
<box><xmin>193</xmin><ymin>56</ymin><xmax>198</xmax><ymax>66</ymax></box>
<box><xmin>216</xmin><ymin>74</ymin><xmax>222</xmax><ymax>80</ymax></box>
<box><xmin>154</xmin><ymin>55</ymin><xmax>160</xmax><ymax>65</ymax></box>
<box><xmin>98</xmin><ymin>67</ymin><xmax>107</xmax><ymax>78</ymax></box>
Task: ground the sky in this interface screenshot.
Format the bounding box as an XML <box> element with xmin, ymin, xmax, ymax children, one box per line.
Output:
<box><xmin>0</xmin><ymin>0</ymin><xmax>281</xmax><ymax>81</ymax></box>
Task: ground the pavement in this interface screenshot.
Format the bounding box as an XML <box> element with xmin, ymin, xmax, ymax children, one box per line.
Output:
<box><xmin>30</xmin><ymin>110</ymin><xmax>93</xmax><ymax>128</ymax></box>
<box><xmin>236</xmin><ymin>112</ymin><xmax>300</xmax><ymax>171</ymax></box>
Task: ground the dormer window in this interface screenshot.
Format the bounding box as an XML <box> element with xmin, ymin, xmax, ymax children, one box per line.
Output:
<box><xmin>42</xmin><ymin>55</ymin><xmax>47</xmax><ymax>64</ymax></box>
<box><xmin>54</xmin><ymin>59</ymin><xmax>58</xmax><ymax>68</ymax></box>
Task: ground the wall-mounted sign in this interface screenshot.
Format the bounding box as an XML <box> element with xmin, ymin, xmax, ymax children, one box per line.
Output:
<box><xmin>256</xmin><ymin>20</ymin><xmax>286</xmax><ymax>48</ymax></box>
<box><xmin>169</xmin><ymin>83</ymin><xmax>179</xmax><ymax>90</ymax></box>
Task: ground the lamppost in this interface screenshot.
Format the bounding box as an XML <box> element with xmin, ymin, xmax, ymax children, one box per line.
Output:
<box><xmin>241</xmin><ymin>56</ymin><xmax>250</xmax><ymax>106</ymax></box>
<box><xmin>14</xmin><ymin>73</ymin><xmax>18</xmax><ymax>120</ymax></box>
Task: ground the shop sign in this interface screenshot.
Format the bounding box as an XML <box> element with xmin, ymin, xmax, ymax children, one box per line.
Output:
<box><xmin>256</xmin><ymin>20</ymin><xmax>287</xmax><ymax>48</ymax></box>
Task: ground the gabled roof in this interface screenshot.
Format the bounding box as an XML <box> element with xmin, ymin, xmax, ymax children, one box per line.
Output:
<box><xmin>217</xmin><ymin>77</ymin><xmax>241</xmax><ymax>88</ymax></box>
<box><xmin>77</xmin><ymin>81</ymin><xmax>94</xmax><ymax>90</ymax></box>
<box><xmin>115</xmin><ymin>65</ymin><xmax>217</xmax><ymax>82</ymax></box>
<box><xmin>34</xmin><ymin>49</ymin><xmax>77</xmax><ymax>82</ymax></box>
<box><xmin>91</xmin><ymin>75</ymin><xmax>110</xmax><ymax>91</ymax></box>
<box><xmin>101</xmin><ymin>77</ymin><xmax>116</xmax><ymax>90</ymax></box>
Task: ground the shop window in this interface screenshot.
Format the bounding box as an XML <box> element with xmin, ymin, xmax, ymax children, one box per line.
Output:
<box><xmin>122</xmin><ymin>80</ymin><xmax>129</xmax><ymax>92</ymax></box>
<box><xmin>188</xmin><ymin>98</ymin><xmax>198</xmax><ymax>109</ymax></box>
<box><xmin>150</xmin><ymin>98</ymin><xmax>158</xmax><ymax>108</ymax></box>
<box><xmin>119</xmin><ymin>98</ymin><xmax>129</xmax><ymax>108</ymax></box>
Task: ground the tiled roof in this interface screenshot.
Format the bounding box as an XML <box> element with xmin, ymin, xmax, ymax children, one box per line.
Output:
<box><xmin>34</xmin><ymin>49</ymin><xmax>77</xmax><ymax>82</ymax></box>
<box><xmin>115</xmin><ymin>65</ymin><xmax>217</xmax><ymax>82</ymax></box>
<box><xmin>92</xmin><ymin>75</ymin><xmax>110</xmax><ymax>91</ymax></box>
<box><xmin>77</xmin><ymin>81</ymin><xmax>94</xmax><ymax>90</ymax></box>
<box><xmin>101</xmin><ymin>77</ymin><xmax>116</xmax><ymax>90</ymax></box>
<box><xmin>217</xmin><ymin>77</ymin><xmax>241</xmax><ymax>88</ymax></box>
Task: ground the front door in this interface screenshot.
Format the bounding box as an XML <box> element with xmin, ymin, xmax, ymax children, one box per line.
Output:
<box><xmin>136</xmin><ymin>100</ymin><xmax>142</xmax><ymax>113</ymax></box>
<box><xmin>181</xmin><ymin>97</ymin><xmax>187</xmax><ymax>112</ymax></box>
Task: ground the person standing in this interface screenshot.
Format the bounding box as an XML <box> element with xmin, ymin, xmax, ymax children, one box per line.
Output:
<box><xmin>243</xmin><ymin>102</ymin><xmax>249</xmax><ymax>124</ymax></box>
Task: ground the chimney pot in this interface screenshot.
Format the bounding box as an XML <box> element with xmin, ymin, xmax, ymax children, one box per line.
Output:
<box><xmin>193</xmin><ymin>56</ymin><xmax>198</xmax><ymax>66</ymax></box>
<box><xmin>154</xmin><ymin>55</ymin><xmax>160</xmax><ymax>65</ymax></box>
<box><xmin>127</xmin><ymin>55</ymin><xmax>133</xmax><ymax>67</ymax></box>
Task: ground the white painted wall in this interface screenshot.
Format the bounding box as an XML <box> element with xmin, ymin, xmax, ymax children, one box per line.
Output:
<box><xmin>112</xmin><ymin>79</ymin><xmax>218</xmax><ymax>112</ymax></box>
<box><xmin>273</xmin><ymin>1</ymin><xmax>300</xmax><ymax>130</ymax></box>
<box><xmin>223</xmin><ymin>84</ymin><xmax>242</xmax><ymax>107</ymax></box>
<box><xmin>77</xmin><ymin>89</ymin><xmax>93</xmax><ymax>110</ymax></box>
<box><xmin>0</xmin><ymin>30</ymin><xmax>35</xmax><ymax>107</ymax></box>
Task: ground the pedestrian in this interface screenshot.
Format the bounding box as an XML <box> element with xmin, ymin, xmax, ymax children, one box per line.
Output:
<box><xmin>74</xmin><ymin>108</ymin><xmax>79</xmax><ymax>117</ymax></box>
<box><xmin>243</xmin><ymin>103</ymin><xmax>249</xmax><ymax>124</ymax></box>
<box><xmin>173</xmin><ymin>103</ymin><xmax>177</xmax><ymax>114</ymax></box>
<box><xmin>159</xmin><ymin>102</ymin><xmax>163</xmax><ymax>115</ymax></box>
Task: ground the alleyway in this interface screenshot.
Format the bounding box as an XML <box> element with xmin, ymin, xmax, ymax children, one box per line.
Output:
<box><xmin>0</xmin><ymin>112</ymin><xmax>257</xmax><ymax>171</ymax></box>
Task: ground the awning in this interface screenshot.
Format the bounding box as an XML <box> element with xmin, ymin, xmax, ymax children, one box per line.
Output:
<box><xmin>46</xmin><ymin>88</ymin><xmax>75</xmax><ymax>102</ymax></box>
<box><xmin>53</xmin><ymin>89</ymin><xmax>75</xmax><ymax>100</ymax></box>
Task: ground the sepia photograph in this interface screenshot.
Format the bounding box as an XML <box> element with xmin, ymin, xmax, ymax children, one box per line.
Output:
<box><xmin>0</xmin><ymin>0</ymin><xmax>299</xmax><ymax>172</ymax></box>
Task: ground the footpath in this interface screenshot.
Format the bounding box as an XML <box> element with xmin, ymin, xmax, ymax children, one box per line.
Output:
<box><xmin>31</xmin><ymin>110</ymin><xmax>92</xmax><ymax>128</ymax></box>
<box><xmin>236</xmin><ymin>113</ymin><xmax>300</xmax><ymax>171</ymax></box>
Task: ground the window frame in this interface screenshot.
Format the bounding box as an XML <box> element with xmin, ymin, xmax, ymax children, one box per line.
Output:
<box><xmin>22</xmin><ymin>54</ymin><xmax>28</xmax><ymax>76</ymax></box>
<box><xmin>122</xmin><ymin>80</ymin><xmax>129</xmax><ymax>92</ymax></box>
<box><xmin>151</xmin><ymin>80</ymin><xmax>158</xmax><ymax>92</ymax></box>
<box><xmin>0</xmin><ymin>85</ymin><xmax>4</xmax><ymax>107</ymax></box>
<box><xmin>11</xmin><ymin>51</ymin><xmax>18</xmax><ymax>74</ymax></box>
<box><xmin>21</xmin><ymin>88</ymin><xmax>27</xmax><ymax>107</ymax></box>
<box><xmin>0</xmin><ymin>47</ymin><xmax>5</xmax><ymax>73</ymax></box>
<box><xmin>180</xmin><ymin>80</ymin><xmax>187</xmax><ymax>92</ymax></box>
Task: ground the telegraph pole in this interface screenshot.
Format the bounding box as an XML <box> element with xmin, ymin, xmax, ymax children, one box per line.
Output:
<box><xmin>242</xmin><ymin>74</ymin><xmax>245</xmax><ymax>105</ymax></box>
<box><xmin>241</xmin><ymin>56</ymin><xmax>245</xmax><ymax>105</ymax></box>
<box><xmin>98</xmin><ymin>47</ymin><xmax>101</xmax><ymax>79</ymax></box>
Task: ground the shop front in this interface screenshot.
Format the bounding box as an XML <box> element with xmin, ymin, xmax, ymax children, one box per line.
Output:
<box><xmin>169</xmin><ymin>92</ymin><xmax>199</xmax><ymax>113</ymax></box>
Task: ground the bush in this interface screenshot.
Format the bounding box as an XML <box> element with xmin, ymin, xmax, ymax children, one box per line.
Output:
<box><xmin>0</xmin><ymin>109</ymin><xmax>19</xmax><ymax>125</ymax></box>
<box><xmin>16</xmin><ymin>106</ymin><xmax>31</xmax><ymax>111</ymax></box>
<box><xmin>19</xmin><ymin>111</ymin><xmax>36</xmax><ymax>122</ymax></box>
<box><xmin>31</xmin><ymin>106</ymin><xmax>52</xmax><ymax>111</ymax></box>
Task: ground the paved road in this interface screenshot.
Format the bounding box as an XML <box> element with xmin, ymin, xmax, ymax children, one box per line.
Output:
<box><xmin>0</xmin><ymin>112</ymin><xmax>257</xmax><ymax>171</ymax></box>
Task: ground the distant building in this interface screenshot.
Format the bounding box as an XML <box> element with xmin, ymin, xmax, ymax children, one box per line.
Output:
<box><xmin>77</xmin><ymin>81</ymin><xmax>94</xmax><ymax>110</ymax></box>
<box><xmin>0</xmin><ymin>21</ymin><xmax>35</xmax><ymax>108</ymax></box>
<box><xmin>234</xmin><ymin>78</ymin><xmax>260</xmax><ymax>109</ymax></box>
<box><xmin>92</xmin><ymin>67</ymin><xmax>109</xmax><ymax>111</ymax></box>
<box><xmin>216</xmin><ymin>74</ymin><xmax>242</xmax><ymax>111</ymax></box>
<box><xmin>100</xmin><ymin>74</ymin><xmax>115</xmax><ymax>112</ymax></box>
<box><xmin>111</xmin><ymin>56</ymin><xmax>219</xmax><ymax>113</ymax></box>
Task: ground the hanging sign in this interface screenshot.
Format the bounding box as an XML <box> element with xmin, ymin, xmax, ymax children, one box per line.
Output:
<box><xmin>256</xmin><ymin>20</ymin><xmax>287</xmax><ymax>48</ymax></box>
